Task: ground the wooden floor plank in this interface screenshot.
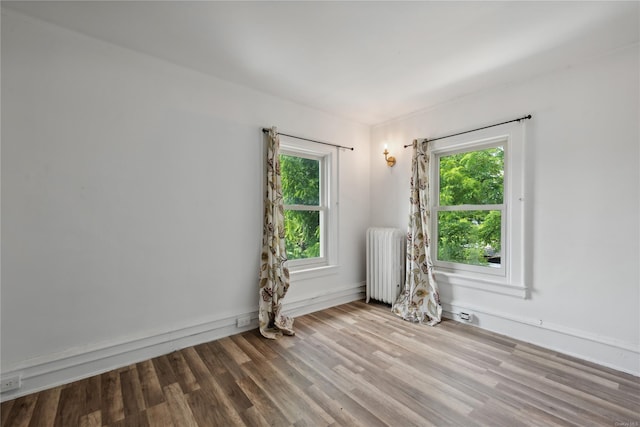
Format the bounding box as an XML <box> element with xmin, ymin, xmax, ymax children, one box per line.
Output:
<box><xmin>491</xmin><ymin>361</ymin><xmax>630</xmax><ymax>425</ymax></box>
<box><xmin>207</xmin><ymin>341</ymin><xmax>248</xmax><ymax>381</ymax></box>
<box><xmin>26</xmin><ymin>386</ymin><xmax>61</xmax><ymax>427</ymax></box>
<box><xmin>2</xmin><ymin>300</ymin><xmax>639</xmax><ymax>427</ymax></box>
<box><xmin>53</xmin><ymin>380</ymin><xmax>84</xmax><ymax>427</ymax></box>
<box><xmin>151</xmin><ymin>355</ymin><xmax>179</xmax><ymax>389</ymax></box>
<box><xmin>192</xmin><ymin>342</ymin><xmax>227</xmax><ymax>376</ymax></box>
<box><xmin>136</xmin><ymin>359</ymin><xmax>165</xmax><ymax>408</ymax></box>
<box><xmin>162</xmin><ymin>383</ymin><xmax>198</xmax><ymax>427</ymax></box>
<box><xmin>166</xmin><ymin>351</ymin><xmax>200</xmax><ymax>394</ymax></box>
<box><xmin>264</xmin><ymin>337</ymin><xmax>388</xmax><ymax>427</ymax></box>
<box><xmin>187</xmin><ymin>387</ymin><xmax>244</xmax><ymax>427</ymax></box>
<box><xmin>0</xmin><ymin>401</ymin><xmax>14</xmax><ymax>427</ymax></box>
<box><xmin>144</xmin><ymin>403</ymin><xmax>174</xmax><ymax>427</ymax></box>
<box><xmin>182</xmin><ymin>346</ymin><xmax>252</xmax><ymax>425</ymax></box>
<box><xmin>100</xmin><ymin>369</ymin><xmax>124</xmax><ymax>425</ymax></box>
<box><xmin>219</xmin><ymin>336</ymin><xmax>252</xmax><ymax>365</ymax></box>
<box><xmin>120</xmin><ymin>367</ymin><xmax>146</xmax><ymax>417</ymax></box>
<box><xmin>241</xmin><ymin>359</ymin><xmax>333</xmax><ymax>426</ymax></box>
<box><xmin>108</xmin><ymin>410</ymin><xmax>150</xmax><ymax>427</ymax></box>
<box><xmin>235</xmin><ymin>375</ymin><xmax>291</xmax><ymax>427</ymax></box>
<box><xmin>84</xmin><ymin>375</ymin><xmax>101</xmax><ymax>417</ymax></box>
<box><xmin>240</xmin><ymin>405</ymin><xmax>272</xmax><ymax>427</ymax></box>
<box><xmin>77</xmin><ymin>410</ymin><xmax>101</xmax><ymax>427</ymax></box>
<box><xmin>303</xmin><ymin>383</ymin><xmax>380</xmax><ymax>427</ymax></box>
<box><xmin>2</xmin><ymin>394</ymin><xmax>37</xmax><ymax>427</ymax></box>
<box><xmin>229</xmin><ymin>334</ymin><xmax>268</xmax><ymax>364</ymax></box>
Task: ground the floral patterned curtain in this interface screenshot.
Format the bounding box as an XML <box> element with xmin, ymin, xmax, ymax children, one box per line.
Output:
<box><xmin>392</xmin><ymin>139</ymin><xmax>442</xmax><ymax>326</ymax></box>
<box><xmin>259</xmin><ymin>127</ymin><xmax>295</xmax><ymax>339</ymax></box>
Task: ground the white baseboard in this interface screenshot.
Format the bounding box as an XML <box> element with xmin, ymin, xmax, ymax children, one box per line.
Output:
<box><xmin>442</xmin><ymin>301</ymin><xmax>640</xmax><ymax>377</ymax></box>
<box><xmin>0</xmin><ymin>283</ymin><xmax>365</xmax><ymax>402</ymax></box>
<box><xmin>283</xmin><ymin>282</ymin><xmax>366</xmax><ymax>317</ymax></box>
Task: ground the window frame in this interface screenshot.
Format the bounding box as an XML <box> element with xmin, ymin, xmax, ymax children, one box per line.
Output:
<box><xmin>279</xmin><ymin>137</ymin><xmax>338</xmax><ymax>273</ymax></box>
<box><xmin>429</xmin><ymin>122</ymin><xmax>527</xmax><ymax>297</ymax></box>
<box><xmin>433</xmin><ymin>139</ymin><xmax>507</xmax><ymax>277</ymax></box>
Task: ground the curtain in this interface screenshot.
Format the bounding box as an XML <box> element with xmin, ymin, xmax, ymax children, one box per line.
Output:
<box><xmin>392</xmin><ymin>139</ymin><xmax>443</xmax><ymax>326</ymax></box>
<box><xmin>259</xmin><ymin>127</ymin><xmax>295</xmax><ymax>339</ymax></box>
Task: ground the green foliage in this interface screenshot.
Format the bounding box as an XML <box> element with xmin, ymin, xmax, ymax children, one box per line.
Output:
<box><xmin>439</xmin><ymin>147</ymin><xmax>503</xmax><ymax>205</ymax></box>
<box><xmin>283</xmin><ymin>210</ymin><xmax>320</xmax><ymax>260</ymax></box>
<box><xmin>280</xmin><ymin>155</ymin><xmax>319</xmax><ymax>205</ymax></box>
<box><xmin>280</xmin><ymin>154</ymin><xmax>321</xmax><ymax>260</ymax></box>
<box><xmin>437</xmin><ymin>147</ymin><xmax>504</xmax><ymax>267</ymax></box>
<box><xmin>437</xmin><ymin>211</ymin><xmax>501</xmax><ymax>266</ymax></box>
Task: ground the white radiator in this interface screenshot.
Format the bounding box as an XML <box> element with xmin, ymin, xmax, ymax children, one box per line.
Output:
<box><xmin>366</xmin><ymin>227</ymin><xmax>406</xmax><ymax>304</ymax></box>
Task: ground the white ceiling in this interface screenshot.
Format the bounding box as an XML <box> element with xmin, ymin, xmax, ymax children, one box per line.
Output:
<box><xmin>4</xmin><ymin>1</ymin><xmax>639</xmax><ymax>125</ymax></box>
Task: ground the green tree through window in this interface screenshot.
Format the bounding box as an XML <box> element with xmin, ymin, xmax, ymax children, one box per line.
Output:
<box><xmin>280</xmin><ymin>154</ymin><xmax>321</xmax><ymax>260</ymax></box>
<box><xmin>437</xmin><ymin>146</ymin><xmax>504</xmax><ymax>267</ymax></box>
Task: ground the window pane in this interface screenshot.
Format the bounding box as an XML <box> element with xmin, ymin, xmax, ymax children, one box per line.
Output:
<box><xmin>284</xmin><ymin>210</ymin><xmax>320</xmax><ymax>260</ymax></box>
<box><xmin>437</xmin><ymin>210</ymin><xmax>502</xmax><ymax>267</ymax></box>
<box><xmin>280</xmin><ymin>155</ymin><xmax>320</xmax><ymax>205</ymax></box>
<box><xmin>439</xmin><ymin>147</ymin><xmax>504</xmax><ymax>206</ymax></box>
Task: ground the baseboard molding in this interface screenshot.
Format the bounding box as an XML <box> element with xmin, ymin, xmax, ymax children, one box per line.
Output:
<box><xmin>0</xmin><ymin>283</ymin><xmax>365</xmax><ymax>402</ymax></box>
<box><xmin>283</xmin><ymin>282</ymin><xmax>366</xmax><ymax>318</ymax></box>
<box><xmin>442</xmin><ymin>301</ymin><xmax>640</xmax><ymax>377</ymax></box>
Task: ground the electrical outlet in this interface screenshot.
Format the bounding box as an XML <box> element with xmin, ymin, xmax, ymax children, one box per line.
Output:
<box><xmin>236</xmin><ymin>316</ymin><xmax>251</xmax><ymax>328</ymax></box>
<box><xmin>1</xmin><ymin>375</ymin><xmax>21</xmax><ymax>393</ymax></box>
<box><xmin>459</xmin><ymin>312</ymin><xmax>473</xmax><ymax>322</ymax></box>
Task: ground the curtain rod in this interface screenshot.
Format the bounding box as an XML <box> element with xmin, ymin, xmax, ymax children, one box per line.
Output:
<box><xmin>403</xmin><ymin>114</ymin><xmax>532</xmax><ymax>148</ymax></box>
<box><xmin>262</xmin><ymin>128</ymin><xmax>354</xmax><ymax>151</ymax></box>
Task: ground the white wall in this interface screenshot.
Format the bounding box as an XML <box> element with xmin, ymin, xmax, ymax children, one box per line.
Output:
<box><xmin>371</xmin><ymin>45</ymin><xmax>639</xmax><ymax>374</ymax></box>
<box><xmin>1</xmin><ymin>10</ymin><xmax>370</xmax><ymax>398</ymax></box>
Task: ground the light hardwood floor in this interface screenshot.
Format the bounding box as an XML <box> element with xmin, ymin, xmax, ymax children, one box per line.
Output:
<box><xmin>2</xmin><ymin>301</ymin><xmax>639</xmax><ymax>426</ymax></box>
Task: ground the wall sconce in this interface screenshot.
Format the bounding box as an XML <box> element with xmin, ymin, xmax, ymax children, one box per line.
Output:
<box><xmin>383</xmin><ymin>144</ymin><xmax>396</xmax><ymax>167</ymax></box>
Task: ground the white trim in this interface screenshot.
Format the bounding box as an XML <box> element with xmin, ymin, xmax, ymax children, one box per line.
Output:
<box><xmin>284</xmin><ymin>204</ymin><xmax>324</xmax><ymax>211</ymax></box>
<box><xmin>280</xmin><ymin>137</ymin><xmax>339</xmax><ymax>272</ymax></box>
<box><xmin>0</xmin><ymin>283</ymin><xmax>364</xmax><ymax>402</ymax></box>
<box><xmin>430</xmin><ymin>122</ymin><xmax>527</xmax><ymax>293</ymax></box>
<box><xmin>435</xmin><ymin>270</ymin><xmax>528</xmax><ymax>298</ymax></box>
<box><xmin>432</xmin><ymin>138</ymin><xmax>507</xmax><ymax>277</ymax></box>
<box><xmin>289</xmin><ymin>264</ymin><xmax>340</xmax><ymax>281</ymax></box>
<box><xmin>438</xmin><ymin>204</ymin><xmax>504</xmax><ymax>211</ymax></box>
<box><xmin>442</xmin><ymin>301</ymin><xmax>640</xmax><ymax>376</ymax></box>
<box><xmin>282</xmin><ymin>282</ymin><xmax>365</xmax><ymax>317</ymax></box>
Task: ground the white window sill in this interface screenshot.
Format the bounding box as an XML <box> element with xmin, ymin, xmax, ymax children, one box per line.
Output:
<box><xmin>289</xmin><ymin>264</ymin><xmax>339</xmax><ymax>281</ymax></box>
<box><xmin>434</xmin><ymin>269</ymin><xmax>528</xmax><ymax>299</ymax></box>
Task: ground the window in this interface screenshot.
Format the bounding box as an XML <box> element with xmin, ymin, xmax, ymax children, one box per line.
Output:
<box><xmin>430</xmin><ymin>123</ymin><xmax>527</xmax><ymax>297</ymax></box>
<box><xmin>279</xmin><ymin>138</ymin><xmax>337</xmax><ymax>272</ymax></box>
<box><xmin>435</xmin><ymin>144</ymin><xmax>505</xmax><ymax>275</ymax></box>
<box><xmin>280</xmin><ymin>153</ymin><xmax>322</xmax><ymax>261</ymax></box>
